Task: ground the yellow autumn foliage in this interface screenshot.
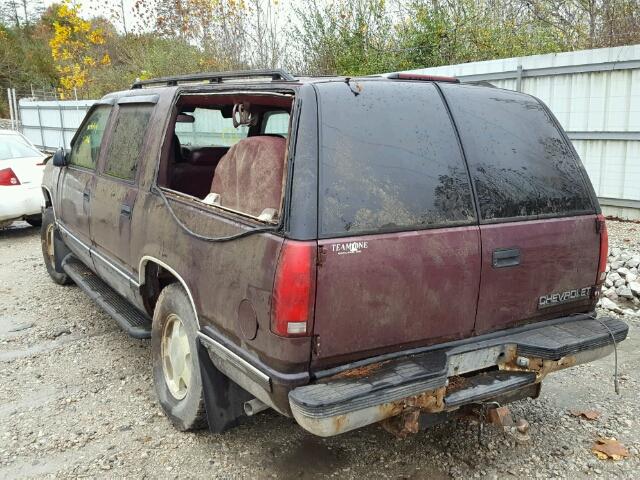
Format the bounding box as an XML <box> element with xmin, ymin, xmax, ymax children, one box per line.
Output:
<box><xmin>49</xmin><ymin>0</ymin><xmax>111</xmax><ymax>98</ymax></box>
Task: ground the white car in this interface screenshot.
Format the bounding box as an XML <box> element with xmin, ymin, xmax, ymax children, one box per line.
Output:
<box><xmin>0</xmin><ymin>129</ymin><xmax>47</xmax><ymax>228</ymax></box>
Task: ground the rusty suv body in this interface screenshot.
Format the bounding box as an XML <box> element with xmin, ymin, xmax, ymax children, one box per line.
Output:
<box><xmin>40</xmin><ymin>69</ymin><xmax>627</xmax><ymax>437</ymax></box>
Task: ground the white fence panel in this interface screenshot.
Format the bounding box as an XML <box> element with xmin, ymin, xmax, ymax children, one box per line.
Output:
<box><xmin>18</xmin><ymin>100</ymin><xmax>96</xmax><ymax>151</ymax></box>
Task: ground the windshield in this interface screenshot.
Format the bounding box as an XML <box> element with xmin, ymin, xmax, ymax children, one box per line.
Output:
<box><xmin>0</xmin><ymin>134</ymin><xmax>42</xmax><ymax>160</ymax></box>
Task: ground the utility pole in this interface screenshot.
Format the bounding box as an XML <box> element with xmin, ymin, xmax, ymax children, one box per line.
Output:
<box><xmin>120</xmin><ymin>0</ymin><xmax>127</xmax><ymax>34</ymax></box>
<box><xmin>21</xmin><ymin>0</ymin><xmax>28</xmax><ymax>27</ymax></box>
<box><xmin>9</xmin><ymin>0</ymin><xmax>21</xmax><ymax>28</ymax></box>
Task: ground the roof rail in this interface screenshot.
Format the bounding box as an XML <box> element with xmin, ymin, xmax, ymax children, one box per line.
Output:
<box><xmin>384</xmin><ymin>72</ymin><xmax>459</xmax><ymax>83</ymax></box>
<box><xmin>131</xmin><ymin>69</ymin><xmax>296</xmax><ymax>89</ymax></box>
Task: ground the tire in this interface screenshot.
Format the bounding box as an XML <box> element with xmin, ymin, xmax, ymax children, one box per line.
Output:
<box><xmin>40</xmin><ymin>207</ymin><xmax>71</xmax><ymax>285</ymax></box>
<box><xmin>26</xmin><ymin>215</ymin><xmax>42</xmax><ymax>227</ymax></box>
<box><xmin>152</xmin><ymin>283</ymin><xmax>207</xmax><ymax>431</ymax></box>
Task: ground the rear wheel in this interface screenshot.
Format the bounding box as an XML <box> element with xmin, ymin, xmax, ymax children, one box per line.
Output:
<box><xmin>152</xmin><ymin>283</ymin><xmax>207</xmax><ymax>431</ymax></box>
<box><xmin>40</xmin><ymin>207</ymin><xmax>71</xmax><ymax>285</ymax></box>
<box><xmin>26</xmin><ymin>215</ymin><xmax>42</xmax><ymax>227</ymax></box>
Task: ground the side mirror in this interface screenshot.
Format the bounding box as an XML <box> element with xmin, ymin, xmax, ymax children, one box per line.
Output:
<box><xmin>52</xmin><ymin>148</ymin><xmax>68</xmax><ymax>167</ymax></box>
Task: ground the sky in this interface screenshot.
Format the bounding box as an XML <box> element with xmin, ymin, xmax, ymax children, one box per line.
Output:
<box><xmin>41</xmin><ymin>0</ymin><xmax>299</xmax><ymax>35</ymax></box>
<box><xmin>42</xmin><ymin>0</ymin><xmax>150</xmax><ymax>33</ymax></box>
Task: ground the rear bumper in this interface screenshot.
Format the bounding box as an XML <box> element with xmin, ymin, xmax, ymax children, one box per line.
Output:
<box><xmin>0</xmin><ymin>184</ymin><xmax>43</xmax><ymax>222</ymax></box>
<box><xmin>289</xmin><ymin>315</ymin><xmax>628</xmax><ymax>437</ymax></box>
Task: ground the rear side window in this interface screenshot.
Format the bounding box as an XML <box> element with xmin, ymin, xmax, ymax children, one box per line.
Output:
<box><xmin>104</xmin><ymin>104</ymin><xmax>153</xmax><ymax>181</ymax></box>
<box><xmin>440</xmin><ymin>84</ymin><xmax>594</xmax><ymax>221</ymax></box>
<box><xmin>0</xmin><ymin>134</ymin><xmax>41</xmax><ymax>160</ymax></box>
<box><xmin>69</xmin><ymin>106</ymin><xmax>111</xmax><ymax>170</ymax></box>
<box><xmin>318</xmin><ymin>81</ymin><xmax>475</xmax><ymax>237</ymax></box>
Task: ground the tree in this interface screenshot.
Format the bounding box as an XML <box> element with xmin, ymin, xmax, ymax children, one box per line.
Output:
<box><xmin>93</xmin><ymin>33</ymin><xmax>219</xmax><ymax>91</ymax></box>
<box><xmin>144</xmin><ymin>0</ymin><xmax>249</xmax><ymax>69</ymax></box>
<box><xmin>2</xmin><ymin>0</ymin><xmax>640</xmax><ymax>116</ymax></box>
<box><xmin>289</xmin><ymin>0</ymin><xmax>400</xmax><ymax>76</ymax></box>
<box><xmin>527</xmin><ymin>0</ymin><xmax>640</xmax><ymax>49</ymax></box>
<box><xmin>396</xmin><ymin>0</ymin><xmax>566</xmax><ymax>69</ymax></box>
<box><xmin>0</xmin><ymin>0</ymin><xmax>44</xmax><ymax>28</ymax></box>
<box><xmin>246</xmin><ymin>0</ymin><xmax>285</xmax><ymax>69</ymax></box>
<box><xmin>48</xmin><ymin>0</ymin><xmax>113</xmax><ymax>98</ymax></box>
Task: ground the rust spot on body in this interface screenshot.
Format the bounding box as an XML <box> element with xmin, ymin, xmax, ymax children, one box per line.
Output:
<box><xmin>446</xmin><ymin>375</ymin><xmax>470</xmax><ymax>393</ymax></box>
<box><xmin>500</xmin><ymin>354</ymin><xmax>577</xmax><ymax>381</ymax></box>
<box><xmin>380</xmin><ymin>387</ymin><xmax>446</xmax><ymax>437</ymax></box>
<box><xmin>331</xmin><ymin>360</ymin><xmax>390</xmax><ymax>380</ymax></box>
<box><xmin>332</xmin><ymin>414</ymin><xmax>347</xmax><ymax>432</ymax></box>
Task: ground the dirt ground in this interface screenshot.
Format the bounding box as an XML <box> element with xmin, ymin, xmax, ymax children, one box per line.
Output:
<box><xmin>1</xmin><ymin>222</ymin><xmax>639</xmax><ymax>479</ymax></box>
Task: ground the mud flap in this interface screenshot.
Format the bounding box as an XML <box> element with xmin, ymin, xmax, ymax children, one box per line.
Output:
<box><xmin>197</xmin><ymin>339</ymin><xmax>252</xmax><ymax>434</ymax></box>
<box><xmin>53</xmin><ymin>229</ymin><xmax>72</xmax><ymax>273</ymax></box>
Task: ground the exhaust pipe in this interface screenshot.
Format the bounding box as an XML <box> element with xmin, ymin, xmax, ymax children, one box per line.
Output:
<box><xmin>244</xmin><ymin>398</ymin><xmax>269</xmax><ymax>416</ymax></box>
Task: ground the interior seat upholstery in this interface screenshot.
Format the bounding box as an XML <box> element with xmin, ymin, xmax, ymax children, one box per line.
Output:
<box><xmin>210</xmin><ymin>136</ymin><xmax>286</xmax><ymax>217</ymax></box>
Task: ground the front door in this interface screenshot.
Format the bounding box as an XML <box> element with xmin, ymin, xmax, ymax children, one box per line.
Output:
<box><xmin>58</xmin><ymin>104</ymin><xmax>112</xmax><ymax>268</ymax></box>
<box><xmin>90</xmin><ymin>102</ymin><xmax>155</xmax><ymax>302</ymax></box>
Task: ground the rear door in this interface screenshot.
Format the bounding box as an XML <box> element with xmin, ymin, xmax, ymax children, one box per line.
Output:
<box><xmin>312</xmin><ymin>81</ymin><xmax>481</xmax><ymax>366</ymax></box>
<box><xmin>440</xmin><ymin>84</ymin><xmax>599</xmax><ymax>334</ymax></box>
<box><xmin>90</xmin><ymin>99</ymin><xmax>155</xmax><ymax>302</ymax></box>
<box><xmin>58</xmin><ymin>104</ymin><xmax>112</xmax><ymax>267</ymax></box>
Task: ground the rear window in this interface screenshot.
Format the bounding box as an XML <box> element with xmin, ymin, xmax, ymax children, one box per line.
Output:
<box><xmin>0</xmin><ymin>134</ymin><xmax>41</xmax><ymax>160</ymax></box>
<box><xmin>318</xmin><ymin>81</ymin><xmax>476</xmax><ymax>237</ymax></box>
<box><xmin>440</xmin><ymin>84</ymin><xmax>594</xmax><ymax>221</ymax></box>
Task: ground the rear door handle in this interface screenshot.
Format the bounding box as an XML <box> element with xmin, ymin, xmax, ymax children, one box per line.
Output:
<box><xmin>83</xmin><ymin>190</ymin><xmax>90</xmax><ymax>200</ymax></box>
<box><xmin>492</xmin><ymin>248</ymin><xmax>520</xmax><ymax>268</ymax></box>
<box><xmin>120</xmin><ymin>204</ymin><xmax>132</xmax><ymax>217</ymax></box>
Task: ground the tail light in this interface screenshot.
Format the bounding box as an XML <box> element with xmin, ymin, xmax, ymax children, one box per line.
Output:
<box><xmin>271</xmin><ymin>240</ymin><xmax>317</xmax><ymax>337</ymax></box>
<box><xmin>0</xmin><ymin>168</ymin><xmax>20</xmax><ymax>186</ymax></box>
<box><xmin>596</xmin><ymin>214</ymin><xmax>608</xmax><ymax>284</ymax></box>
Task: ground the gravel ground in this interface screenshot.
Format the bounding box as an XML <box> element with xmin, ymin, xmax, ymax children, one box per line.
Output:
<box><xmin>0</xmin><ymin>220</ymin><xmax>639</xmax><ymax>479</ymax></box>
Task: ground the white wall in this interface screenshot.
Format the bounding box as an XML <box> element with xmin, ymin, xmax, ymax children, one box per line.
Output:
<box><xmin>18</xmin><ymin>100</ymin><xmax>96</xmax><ymax>151</ymax></box>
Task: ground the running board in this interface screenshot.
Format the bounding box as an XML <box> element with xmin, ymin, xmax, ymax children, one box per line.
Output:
<box><xmin>63</xmin><ymin>257</ymin><xmax>151</xmax><ymax>339</ymax></box>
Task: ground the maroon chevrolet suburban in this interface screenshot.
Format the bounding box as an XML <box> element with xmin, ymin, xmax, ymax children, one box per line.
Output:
<box><xmin>40</xmin><ymin>69</ymin><xmax>627</xmax><ymax>437</ymax></box>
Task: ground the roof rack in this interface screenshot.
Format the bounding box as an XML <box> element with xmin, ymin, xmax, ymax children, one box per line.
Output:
<box><xmin>384</xmin><ymin>72</ymin><xmax>459</xmax><ymax>83</ymax></box>
<box><xmin>131</xmin><ymin>69</ymin><xmax>296</xmax><ymax>89</ymax></box>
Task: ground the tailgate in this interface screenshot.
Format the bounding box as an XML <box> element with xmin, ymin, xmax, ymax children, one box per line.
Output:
<box><xmin>475</xmin><ymin>215</ymin><xmax>600</xmax><ymax>334</ymax></box>
<box><xmin>437</xmin><ymin>83</ymin><xmax>602</xmax><ymax>335</ymax></box>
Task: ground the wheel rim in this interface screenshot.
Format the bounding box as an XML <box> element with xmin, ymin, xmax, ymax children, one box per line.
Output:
<box><xmin>45</xmin><ymin>224</ymin><xmax>55</xmax><ymax>264</ymax></box>
<box><xmin>161</xmin><ymin>314</ymin><xmax>192</xmax><ymax>400</ymax></box>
